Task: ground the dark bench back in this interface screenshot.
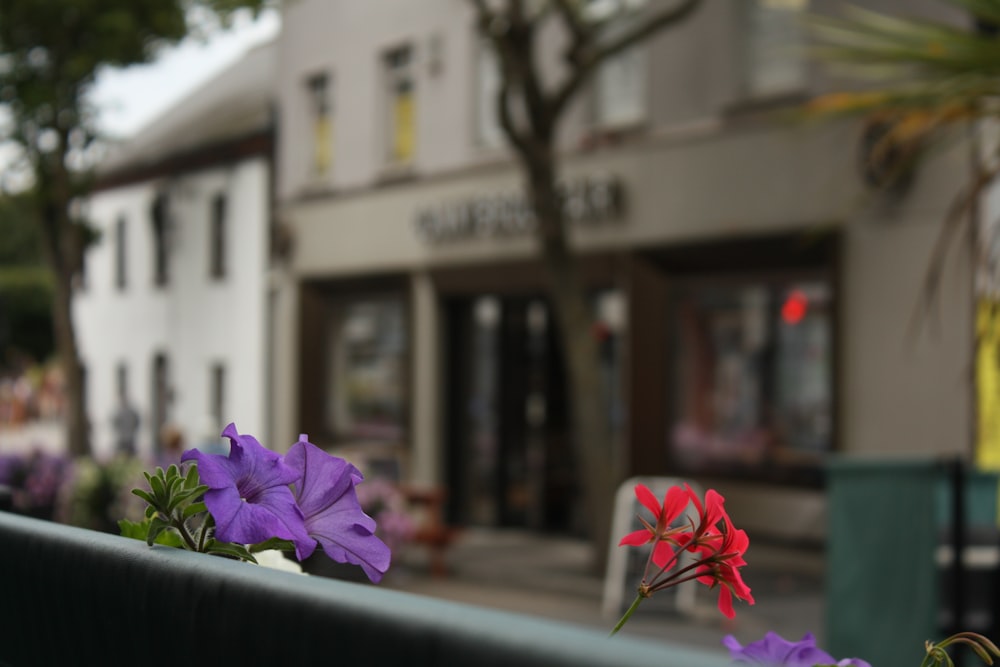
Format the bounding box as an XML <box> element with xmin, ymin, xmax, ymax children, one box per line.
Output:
<box><xmin>0</xmin><ymin>512</ymin><xmax>731</xmax><ymax>667</ymax></box>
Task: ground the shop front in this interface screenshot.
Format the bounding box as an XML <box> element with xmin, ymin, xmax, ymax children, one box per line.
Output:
<box><xmin>276</xmin><ymin>122</ymin><xmax>973</xmax><ymax>543</ymax></box>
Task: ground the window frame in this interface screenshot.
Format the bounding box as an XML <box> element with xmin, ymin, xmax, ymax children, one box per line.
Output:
<box><xmin>150</xmin><ymin>194</ymin><xmax>170</xmax><ymax>288</ymax></box>
<box><xmin>209</xmin><ymin>192</ymin><xmax>227</xmax><ymax>280</ymax></box>
<box><xmin>382</xmin><ymin>44</ymin><xmax>416</xmax><ymax>167</ymax></box>
<box><xmin>663</xmin><ymin>266</ymin><xmax>836</xmax><ymax>486</ymax></box>
<box><xmin>738</xmin><ymin>0</ymin><xmax>811</xmax><ymax>102</ymax></box>
<box><xmin>305</xmin><ymin>71</ymin><xmax>333</xmax><ymax>178</ymax></box>
<box><xmin>299</xmin><ymin>279</ymin><xmax>412</xmax><ymax>448</ymax></box>
<box><xmin>114</xmin><ymin>215</ymin><xmax>127</xmax><ymax>291</ymax></box>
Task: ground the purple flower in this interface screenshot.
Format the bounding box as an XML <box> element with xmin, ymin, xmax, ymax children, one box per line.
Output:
<box><xmin>285</xmin><ymin>435</ymin><xmax>391</xmax><ymax>583</ymax></box>
<box><xmin>723</xmin><ymin>632</ymin><xmax>871</xmax><ymax>667</ymax></box>
<box><xmin>181</xmin><ymin>423</ymin><xmax>310</xmax><ymax>548</ymax></box>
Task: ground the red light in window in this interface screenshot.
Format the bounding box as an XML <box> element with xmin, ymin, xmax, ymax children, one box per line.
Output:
<box><xmin>782</xmin><ymin>290</ymin><xmax>808</xmax><ymax>325</ymax></box>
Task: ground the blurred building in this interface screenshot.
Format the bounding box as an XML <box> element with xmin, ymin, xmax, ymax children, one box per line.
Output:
<box><xmin>269</xmin><ymin>0</ymin><xmax>975</xmax><ymax>544</ymax></box>
<box><xmin>74</xmin><ymin>1</ymin><xmax>977</xmax><ymax>543</ymax></box>
<box><xmin>74</xmin><ymin>40</ymin><xmax>277</xmax><ymax>459</ymax></box>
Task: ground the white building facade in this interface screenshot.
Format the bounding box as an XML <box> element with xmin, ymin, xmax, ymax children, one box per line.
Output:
<box><xmin>74</xmin><ymin>42</ymin><xmax>276</xmax><ymax>460</ymax></box>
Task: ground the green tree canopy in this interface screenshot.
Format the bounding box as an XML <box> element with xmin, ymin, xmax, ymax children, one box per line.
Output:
<box><xmin>0</xmin><ymin>0</ymin><xmax>269</xmax><ymax>455</ymax></box>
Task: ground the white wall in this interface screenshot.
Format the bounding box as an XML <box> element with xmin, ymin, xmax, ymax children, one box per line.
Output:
<box><xmin>74</xmin><ymin>158</ymin><xmax>271</xmax><ymax>459</ymax></box>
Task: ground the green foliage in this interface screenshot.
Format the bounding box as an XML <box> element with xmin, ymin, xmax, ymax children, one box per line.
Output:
<box><xmin>61</xmin><ymin>455</ymin><xmax>146</xmax><ymax>532</ymax></box>
<box><xmin>0</xmin><ymin>266</ymin><xmax>53</xmax><ymax>365</ymax></box>
<box><xmin>126</xmin><ymin>461</ymin><xmax>276</xmax><ymax>564</ymax></box>
<box><xmin>0</xmin><ymin>0</ymin><xmax>271</xmax><ymax>458</ymax></box>
<box><xmin>118</xmin><ymin>517</ymin><xmax>184</xmax><ymax>547</ymax></box>
<box><xmin>130</xmin><ymin>464</ymin><xmax>210</xmax><ymax>549</ymax></box>
<box><xmin>809</xmin><ymin>2</ymin><xmax>1000</xmax><ymax>118</ymax></box>
<box><xmin>0</xmin><ymin>193</ymin><xmax>42</xmax><ymax>264</ymax></box>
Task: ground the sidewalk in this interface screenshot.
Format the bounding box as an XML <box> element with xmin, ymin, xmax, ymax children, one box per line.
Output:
<box><xmin>382</xmin><ymin>527</ymin><xmax>825</xmax><ymax>657</ymax></box>
<box><xmin>0</xmin><ymin>420</ymin><xmax>65</xmax><ymax>455</ymax></box>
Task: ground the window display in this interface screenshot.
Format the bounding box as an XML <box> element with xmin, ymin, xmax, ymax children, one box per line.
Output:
<box><xmin>325</xmin><ymin>296</ymin><xmax>407</xmax><ymax>442</ymax></box>
<box><xmin>668</xmin><ymin>279</ymin><xmax>832</xmax><ymax>471</ymax></box>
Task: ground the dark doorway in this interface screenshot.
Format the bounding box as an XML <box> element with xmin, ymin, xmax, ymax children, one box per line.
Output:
<box><xmin>444</xmin><ymin>295</ymin><xmax>577</xmax><ymax>534</ymax></box>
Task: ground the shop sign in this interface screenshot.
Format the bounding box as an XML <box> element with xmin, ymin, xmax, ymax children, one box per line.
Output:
<box><xmin>414</xmin><ymin>174</ymin><xmax>623</xmax><ymax>243</ymax></box>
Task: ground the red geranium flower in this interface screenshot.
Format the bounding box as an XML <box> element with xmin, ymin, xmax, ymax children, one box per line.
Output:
<box><xmin>617</xmin><ymin>482</ymin><xmax>754</xmax><ymax>621</ymax></box>
<box><xmin>618</xmin><ymin>483</ymin><xmax>692</xmax><ymax>569</ymax></box>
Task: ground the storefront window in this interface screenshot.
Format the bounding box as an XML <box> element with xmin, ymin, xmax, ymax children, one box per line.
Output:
<box><xmin>324</xmin><ymin>295</ymin><xmax>407</xmax><ymax>442</ymax></box>
<box><xmin>668</xmin><ymin>279</ymin><xmax>832</xmax><ymax>471</ymax></box>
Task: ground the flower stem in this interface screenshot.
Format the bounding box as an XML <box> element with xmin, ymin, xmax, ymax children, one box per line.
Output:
<box><xmin>610</xmin><ymin>594</ymin><xmax>645</xmax><ymax>637</ymax></box>
<box><xmin>170</xmin><ymin>513</ymin><xmax>199</xmax><ymax>551</ymax></box>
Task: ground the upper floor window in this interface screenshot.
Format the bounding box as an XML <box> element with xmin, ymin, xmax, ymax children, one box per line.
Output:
<box><xmin>114</xmin><ymin>216</ymin><xmax>127</xmax><ymax>291</ymax></box>
<box><xmin>209</xmin><ymin>193</ymin><xmax>227</xmax><ymax>280</ymax></box>
<box><xmin>306</xmin><ymin>72</ymin><xmax>332</xmax><ymax>177</ymax></box>
<box><xmin>210</xmin><ymin>362</ymin><xmax>226</xmax><ymax>429</ymax></box>
<box><xmin>743</xmin><ymin>0</ymin><xmax>809</xmax><ymax>99</ymax></box>
<box><xmin>383</xmin><ymin>45</ymin><xmax>415</xmax><ymax>165</ymax></box>
<box><xmin>475</xmin><ymin>41</ymin><xmax>504</xmax><ymax>149</ymax></box>
<box><xmin>586</xmin><ymin>0</ymin><xmax>647</xmax><ymax>128</ymax></box>
<box><xmin>594</xmin><ymin>46</ymin><xmax>646</xmax><ymax>128</ymax></box>
<box><xmin>150</xmin><ymin>194</ymin><xmax>169</xmax><ymax>287</ymax></box>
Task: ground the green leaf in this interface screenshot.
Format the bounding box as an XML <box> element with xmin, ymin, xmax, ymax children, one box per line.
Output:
<box><xmin>205</xmin><ymin>539</ymin><xmax>257</xmax><ymax>563</ymax></box>
<box><xmin>118</xmin><ymin>518</ymin><xmax>149</xmax><ymax>541</ymax></box>
<box><xmin>146</xmin><ymin>516</ymin><xmax>172</xmax><ymax>547</ymax></box>
<box><xmin>169</xmin><ymin>485</ymin><xmax>209</xmax><ymax>510</ymax></box>
<box><xmin>131</xmin><ymin>488</ymin><xmax>156</xmax><ymax>507</ymax></box>
<box><xmin>153</xmin><ymin>529</ymin><xmax>184</xmax><ymax>548</ymax></box>
<box><xmin>249</xmin><ymin>538</ymin><xmax>296</xmax><ymax>553</ymax></box>
<box><xmin>148</xmin><ymin>472</ymin><xmax>167</xmax><ymax>501</ymax></box>
<box><xmin>174</xmin><ymin>484</ymin><xmax>208</xmax><ymax>501</ymax></box>
<box><xmin>182</xmin><ymin>501</ymin><xmax>208</xmax><ymax>519</ymax></box>
<box><xmin>183</xmin><ymin>464</ymin><xmax>201</xmax><ymax>490</ymax></box>
<box><xmin>165</xmin><ymin>473</ymin><xmax>182</xmax><ymax>498</ymax></box>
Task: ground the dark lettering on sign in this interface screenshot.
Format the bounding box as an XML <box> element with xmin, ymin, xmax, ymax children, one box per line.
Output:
<box><xmin>415</xmin><ymin>175</ymin><xmax>624</xmax><ymax>244</ymax></box>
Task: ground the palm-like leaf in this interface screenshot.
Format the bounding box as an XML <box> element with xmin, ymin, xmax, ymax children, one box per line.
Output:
<box><xmin>807</xmin><ymin>0</ymin><xmax>1000</xmax><ymax>331</ymax></box>
<box><xmin>809</xmin><ymin>2</ymin><xmax>1000</xmax><ymax>118</ymax></box>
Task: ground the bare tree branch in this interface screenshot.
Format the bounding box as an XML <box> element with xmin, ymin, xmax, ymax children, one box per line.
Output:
<box><xmin>497</xmin><ymin>68</ymin><xmax>533</xmax><ymax>158</ymax></box>
<box><xmin>551</xmin><ymin>0</ymin><xmax>591</xmax><ymax>63</ymax></box>
<box><xmin>550</xmin><ymin>0</ymin><xmax>702</xmax><ymax>117</ymax></box>
<box><xmin>908</xmin><ymin>160</ymin><xmax>1000</xmax><ymax>341</ymax></box>
<box><xmin>467</xmin><ymin>0</ymin><xmax>495</xmax><ymax>26</ymax></box>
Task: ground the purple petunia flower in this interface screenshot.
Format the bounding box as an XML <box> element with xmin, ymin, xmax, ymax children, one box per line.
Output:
<box><xmin>285</xmin><ymin>434</ymin><xmax>391</xmax><ymax>583</ymax></box>
<box><xmin>723</xmin><ymin>632</ymin><xmax>871</xmax><ymax>667</ymax></box>
<box><xmin>181</xmin><ymin>423</ymin><xmax>310</xmax><ymax>549</ymax></box>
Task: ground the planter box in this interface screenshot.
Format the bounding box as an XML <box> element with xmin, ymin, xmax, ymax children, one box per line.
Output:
<box><xmin>0</xmin><ymin>511</ymin><xmax>730</xmax><ymax>667</ymax></box>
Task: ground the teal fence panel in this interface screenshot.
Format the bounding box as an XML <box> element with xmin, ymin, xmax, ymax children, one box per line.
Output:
<box><xmin>828</xmin><ymin>458</ymin><xmax>1000</xmax><ymax>667</ymax></box>
<box><xmin>827</xmin><ymin>458</ymin><xmax>945</xmax><ymax>667</ymax></box>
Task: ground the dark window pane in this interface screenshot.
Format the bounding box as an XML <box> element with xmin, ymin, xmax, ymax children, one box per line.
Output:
<box><xmin>668</xmin><ymin>279</ymin><xmax>832</xmax><ymax>471</ymax></box>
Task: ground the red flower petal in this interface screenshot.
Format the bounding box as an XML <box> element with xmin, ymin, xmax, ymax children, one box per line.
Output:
<box><xmin>634</xmin><ymin>483</ymin><xmax>661</xmax><ymax>519</ymax></box>
<box><xmin>661</xmin><ymin>485</ymin><xmax>690</xmax><ymax>527</ymax></box>
<box><xmin>717</xmin><ymin>584</ymin><xmax>735</xmax><ymax>619</ymax></box>
<box><xmin>619</xmin><ymin>529</ymin><xmax>652</xmax><ymax>547</ymax></box>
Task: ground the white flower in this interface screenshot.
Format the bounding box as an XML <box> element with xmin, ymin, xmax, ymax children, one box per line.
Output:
<box><xmin>253</xmin><ymin>549</ymin><xmax>307</xmax><ymax>575</ymax></box>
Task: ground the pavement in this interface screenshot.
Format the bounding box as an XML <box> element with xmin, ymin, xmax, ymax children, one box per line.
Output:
<box><xmin>0</xmin><ymin>420</ymin><xmax>65</xmax><ymax>456</ymax></box>
<box><xmin>381</xmin><ymin>527</ymin><xmax>826</xmax><ymax>659</ymax></box>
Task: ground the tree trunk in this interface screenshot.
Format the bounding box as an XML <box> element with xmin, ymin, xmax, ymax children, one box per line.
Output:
<box><xmin>525</xmin><ymin>149</ymin><xmax>618</xmax><ymax>572</ymax></box>
<box><xmin>35</xmin><ymin>149</ymin><xmax>90</xmax><ymax>458</ymax></box>
<box><xmin>49</xmin><ymin>261</ymin><xmax>88</xmax><ymax>457</ymax></box>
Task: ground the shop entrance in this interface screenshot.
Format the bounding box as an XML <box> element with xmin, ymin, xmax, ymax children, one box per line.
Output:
<box><xmin>444</xmin><ymin>295</ymin><xmax>578</xmax><ymax>533</ymax></box>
